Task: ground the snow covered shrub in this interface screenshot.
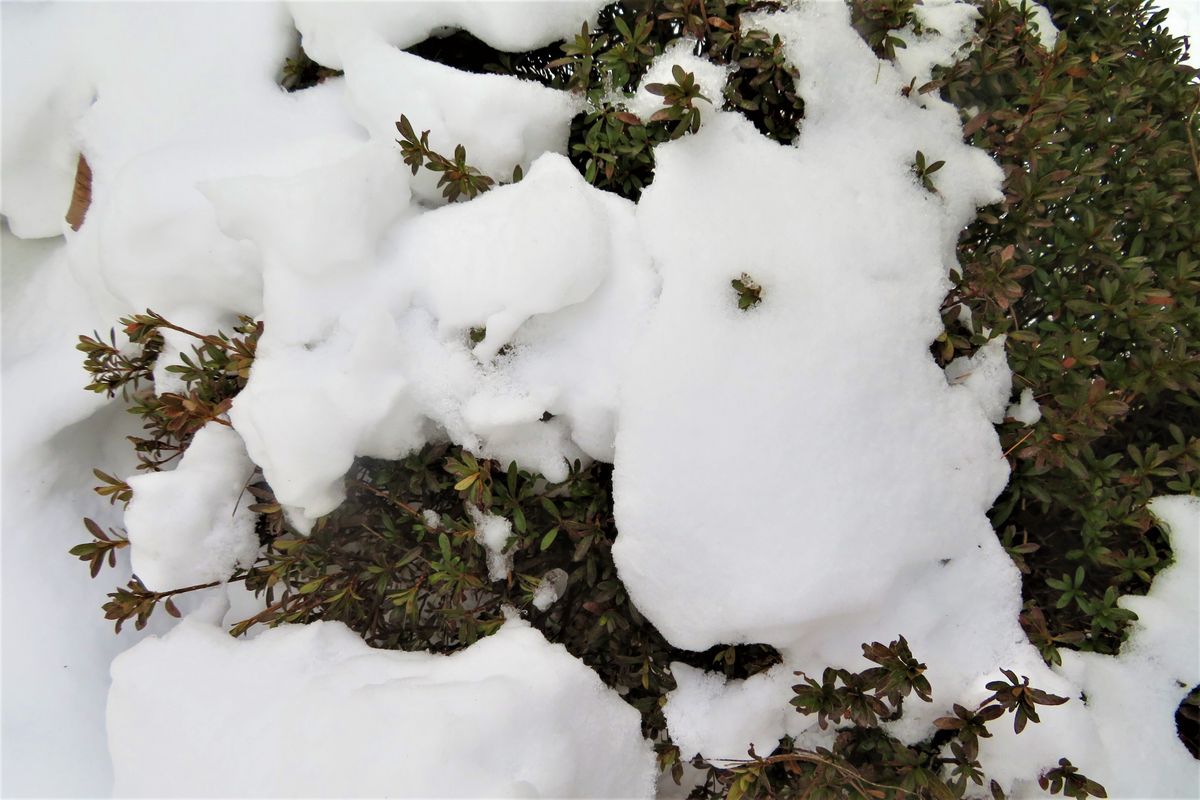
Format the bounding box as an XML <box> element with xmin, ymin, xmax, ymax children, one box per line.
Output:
<box><xmin>45</xmin><ymin>0</ymin><xmax>1197</xmax><ymax>795</ymax></box>
<box><xmin>75</xmin><ymin>309</ymin><xmax>784</xmax><ymax>749</ymax></box>
<box><xmin>701</xmin><ymin>500</ymin><xmax>1195</xmax><ymax>800</ymax></box>
<box><xmin>688</xmin><ymin>640</ymin><xmax>1105</xmax><ymax>800</ymax></box>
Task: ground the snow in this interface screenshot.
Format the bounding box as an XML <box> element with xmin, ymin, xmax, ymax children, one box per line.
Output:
<box><xmin>469</xmin><ymin>506</ymin><xmax>515</xmax><ymax>581</ymax></box>
<box><xmin>665</xmin><ymin>664</ymin><xmax>793</xmax><ymax>766</ymax></box>
<box><xmin>122</xmin><ymin>424</ymin><xmax>260</xmax><ymax>591</ymax></box>
<box><xmin>0</xmin><ymin>225</ymin><xmax>154</xmax><ymax>796</ymax></box>
<box><xmin>533</xmin><ymin>568</ymin><xmax>569</xmax><ymax>611</ymax></box>
<box><xmin>344</xmin><ymin>40</ymin><xmax>580</xmax><ymax>205</ymax></box>
<box><xmin>1007</xmin><ymin>386</ymin><xmax>1043</xmax><ymax>426</ymax></box>
<box><xmin>893</xmin><ymin>0</ymin><xmax>983</xmax><ymax>93</ymax></box>
<box><xmin>945</xmin><ymin>335</ymin><xmax>1013</xmax><ymax>424</ymax></box>
<box><xmin>403</xmin><ymin>153</ymin><xmax>610</xmax><ymax>360</ymax></box>
<box><xmin>216</xmin><ymin>148</ymin><xmax>651</xmax><ymax>530</ymax></box>
<box><xmin>613</xmin><ymin>1</ymin><xmax>1008</xmax><ymax>654</ymax></box>
<box><xmin>1161</xmin><ymin>0</ymin><xmax>1200</xmax><ymax>65</ymax></box>
<box><xmin>290</xmin><ymin>1</ymin><xmax>607</xmax><ymax>70</ymax></box>
<box><xmin>108</xmin><ymin>616</ymin><xmax>656</xmax><ymax>798</ymax></box>
<box><xmin>1047</xmin><ymin>496</ymin><xmax>1200</xmax><ymax>798</ymax></box>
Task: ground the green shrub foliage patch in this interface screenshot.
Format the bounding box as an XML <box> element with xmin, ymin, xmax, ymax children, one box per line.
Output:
<box><xmin>925</xmin><ymin>0</ymin><xmax>1199</xmax><ymax>659</ymax></box>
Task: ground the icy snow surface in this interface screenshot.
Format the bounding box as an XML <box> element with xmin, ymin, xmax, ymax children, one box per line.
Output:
<box><xmin>108</xmin><ymin>617</ymin><xmax>656</xmax><ymax>798</ymax></box>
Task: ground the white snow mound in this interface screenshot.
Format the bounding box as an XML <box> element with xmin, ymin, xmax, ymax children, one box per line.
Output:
<box><xmin>122</xmin><ymin>424</ymin><xmax>259</xmax><ymax>592</ymax></box>
<box><xmin>107</xmin><ymin>617</ymin><xmax>656</xmax><ymax>798</ymax></box>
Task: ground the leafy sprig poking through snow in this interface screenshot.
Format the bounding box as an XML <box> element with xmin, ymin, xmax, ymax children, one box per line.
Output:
<box><xmin>689</xmin><ymin>639</ymin><xmax>1101</xmax><ymax>800</ymax></box>
<box><xmin>101</xmin><ymin>576</ymin><xmax>209</xmax><ymax>634</ymax></box>
<box><xmin>912</xmin><ymin>150</ymin><xmax>946</xmax><ymax>194</ymax></box>
<box><xmin>1039</xmin><ymin>759</ymin><xmax>1109</xmax><ymax>800</ymax></box>
<box><xmin>848</xmin><ymin>0</ymin><xmax>919</xmax><ymax>60</ymax></box>
<box><xmin>78</xmin><ymin>310</ymin><xmax>260</xmax><ymax>473</ymax></box>
<box><xmin>731</xmin><ymin>273</ymin><xmax>763</xmax><ymax>311</ymax></box>
<box><xmin>72</xmin><ymin>310</ymin><xmax>263</xmax><ymax>600</ymax></box>
<box><xmin>395</xmin><ymin>115</ymin><xmax>499</xmax><ymax>201</ymax></box>
<box><xmin>77</xmin><ymin>324</ymin><xmax>163</xmax><ymax>398</ymax></box>
<box><xmin>644</xmin><ymin>63</ymin><xmax>710</xmax><ymax>137</ymax></box>
<box><xmin>69</xmin><ymin>518</ymin><xmax>129</xmax><ymax>578</ymax></box>
<box><xmin>464</xmin><ymin>1</ymin><xmax>805</xmax><ymax>198</ymax></box>
<box><xmin>279</xmin><ymin>45</ymin><xmax>343</xmax><ymax>93</ymax></box>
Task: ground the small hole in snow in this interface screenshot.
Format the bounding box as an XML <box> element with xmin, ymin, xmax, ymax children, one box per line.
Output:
<box><xmin>675</xmin><ymin>642</ymin><xmax>782</xmax><ymax>681</ymax></box>
<box><xmin>278</xmin><ymin>34</ymin><xmax>342</xmax><ymax>92</ymax></box>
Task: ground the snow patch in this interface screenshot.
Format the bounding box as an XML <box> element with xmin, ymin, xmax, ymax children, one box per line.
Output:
<box><xmin>469</xmin><ymin>506</ymin><xmax>515</xmax><ymax>582</ymax></box>
<box><xmin>108</xmin><ymin>617</ymin><xmax>657</xmax><ymax>798</ymax></box>
<box><xmin>290</xmin><ymin>1</ymin><xmax>607</xmax><ymax>71</ymax></box>
<box><xmin>944</xmin><ymin>335</ymin><xmax>1013</xmax><ymax>424</ymax></box>
<box><xmin>122</xmin><ymin>424</ymin><xmax>259</xmax><ymax>591</ymax></box>
<box><xmin>1007</xmin><ymin>387</ymin><xmax>1042</xmax><ymax>426</ymax></box>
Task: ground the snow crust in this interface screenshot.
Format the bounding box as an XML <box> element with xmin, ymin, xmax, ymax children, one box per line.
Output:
<box><xmin>108</xmin><ymin>617</ymin><xmax>656</xmax><ymax>798</ymax></box>
<box><xmin>533</xmin><ymin>567</ymin><xmax>569</xmax><ymax>611</ymax></box>
<box><xmin>1026</xmin><ymin>2</ymin><xmax>1061</xmax><ymax>50</ymax></box>
<box><xmin>342</xmin><ymin>39</ymin><xmax>580</xmax><ymax>204</ymax></box>
<box><xmin>470</xmin><ymin>505</ymin><xmax>516</xmax><ymax>581</ymax></box>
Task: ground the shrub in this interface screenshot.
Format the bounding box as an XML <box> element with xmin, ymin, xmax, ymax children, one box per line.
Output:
<box><xmin>925</xmin><ymin>0</ymin><xmax>1199</xmax><ymax>659</ymax></box>
<box><xmin>690</xmin><ymin>639</ymin><xmax>1104</xmax><ymax>800</ymax></box>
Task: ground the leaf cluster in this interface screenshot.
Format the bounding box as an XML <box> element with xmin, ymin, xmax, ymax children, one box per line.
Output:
<box><xmin>913</xmin><ymin>150</ymin><xmax>946</xmax><ymax>194</ymax></box>
<box><xmin>279</xmin><ymin>45</ymin><xmax>343</xmax><ymax>92</ymax></box>
<box><xmin>396</xmin><ymin>114</ymin><xmax>498</xmax><ymax>201</ymax></box>
<box><xmin>731</xmin><ymin>273</ymin><xmax>763</xmax><ymax>310</ymax></box>
<box><xmin>848</xmin><ymin>0</ymin><xmax>919</xmax><ymax>60</ymax></box>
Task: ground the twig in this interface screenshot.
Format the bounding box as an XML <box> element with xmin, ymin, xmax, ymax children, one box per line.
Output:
<box><xmin>1002</xmin><ymin>428</ymin><xmax>1037</xmax><ymax>459</ymax></box>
